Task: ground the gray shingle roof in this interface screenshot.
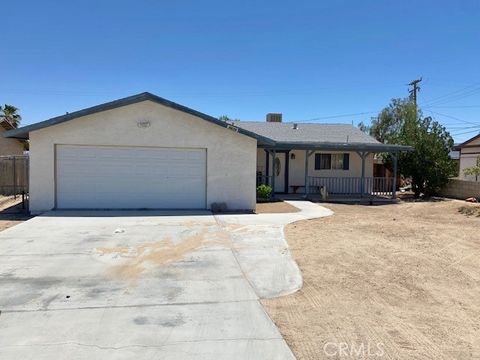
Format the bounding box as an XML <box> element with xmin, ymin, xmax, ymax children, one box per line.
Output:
<box><xmin>231</xmin><ymin>121</ymin><xmax>380</xmax><ymax>144</ymax></box>
<box><xmin>3</xmin><ymin>92</ymin><xmax>412</xmax><ymax>152</ymax></box>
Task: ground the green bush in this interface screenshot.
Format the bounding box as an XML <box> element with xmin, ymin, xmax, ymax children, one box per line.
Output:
<box><xmin>256</xmin><ymin>185</ymin><xmax>272</xmax><ymax>199</ymax></box>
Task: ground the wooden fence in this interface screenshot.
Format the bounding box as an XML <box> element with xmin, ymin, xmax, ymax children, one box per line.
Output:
<box><xmin>0</xmin><ymin>155</ymin><xmax>29</xmax><ymax>196</ymax></box>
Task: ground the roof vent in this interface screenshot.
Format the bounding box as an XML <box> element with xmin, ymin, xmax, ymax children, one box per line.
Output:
<box><xmin>266</xmin><ymin>113</ymin><xmax>282</xmax><ymax>122</ymax></box>
<box><xmin>292</xmin><ymin>123</ymin><xmax>298</xmax><ymax>130</ymax></box>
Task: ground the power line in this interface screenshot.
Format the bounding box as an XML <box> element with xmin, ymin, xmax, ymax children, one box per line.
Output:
<box><xmin>426</xmin><ymin>110</ymin><xmax>480</xmax><ymax>127</ymax></box>
<box><xmin>450</xmin><ymin>128</ymin><xmax>480</xmax><ymax>137</ymax></box>
<box><xmin>426</xmin><ymin>105</ymin><xmax>480</xmax><ymax>109</ymax></box>
<box><xmin>422</xmin><ymin>86</ymin><xmax>480</xmax><ymax>107</ymax></box>
<box><xmin>446</xmin><ymin>125</ymin><xmax>480</xmax><ymax>130</ymax></box>
<box><xmin>421</xmin><ymin>82</ymin><xmax>480</xmax><ymax>106</ymax></box>
<box><xmin>301</xmin><ymin>111</ymin><xmax>378</xmax><ymax>122</ymax></box>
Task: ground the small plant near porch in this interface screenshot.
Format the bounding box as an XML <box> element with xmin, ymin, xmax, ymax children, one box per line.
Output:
<box><xmin>256</xmin><ymin>185</ymin><xmax>273</xmax><ymax>201</ymax></box>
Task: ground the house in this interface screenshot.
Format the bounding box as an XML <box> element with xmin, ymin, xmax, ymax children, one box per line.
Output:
<box><xmin>454</xmin><ymin>134</ymin><xmax>480</xmax><ymax>181</ymax></box>
<box><xmin>231</xmin><ymin>120</ymin><xmax>410</xmax><ymax>196</ymax></box>
<box><xmin>0</xmin><ymin>119</ymin><xmax>27</xmax><ymax>155</ymax></box>
<box><xmin>4</xmin><ymin>92</ymin><xmax>411</xmax><ymax>214</ymax></box>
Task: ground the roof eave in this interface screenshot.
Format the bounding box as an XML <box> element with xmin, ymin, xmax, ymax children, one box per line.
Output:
<box><xmin>261</xmin><ymin>142</ymin><xmax>413</xmax><ymax>152</ymax></box>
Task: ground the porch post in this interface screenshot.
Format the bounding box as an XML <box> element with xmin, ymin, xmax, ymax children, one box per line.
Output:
<box><xmin>304</xmin><ymin>150</ymin><xmax>309</xmax><ymax>198</ymax></box>
<box><xmin>264</xmin><ymin>149</ymin><xmax>269</xmax><ymax>185</ymax></box>
<box><xmin>392</xmin><ymin>152</ymin><xmax>398</xmax><ymax>199</ymax></box>
<box><xmin>356</xmin><ymin>151</ymin><xmax>370</xmax><ymax>197</ymax></box>
<box><xmin>304</xmin><ymin>150</ymin><xmax>314</xmax><ymax>198</ymax></box>
<box><xmin>285</xmin><ymin>150</ymin><xmax>290</xmax><ymax>194</ymax></box>
<box><xmin>271</xmin><ymin>150</ymin><xmax>276</xmax><ymax>198</ymax></box>
<box><xmin>361</xmin><ymin>154</ymin><xmax>365</xmax><ymax>197</ymax></box>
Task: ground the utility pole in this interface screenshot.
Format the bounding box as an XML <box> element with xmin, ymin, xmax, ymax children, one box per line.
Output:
<box><xmin>408</xmin><ymin>78</ymin><xmax>422</xmax><ymax>106</ymax></box>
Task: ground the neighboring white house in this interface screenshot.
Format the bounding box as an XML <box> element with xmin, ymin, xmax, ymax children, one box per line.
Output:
<box><xmin>4</xmin><ymin>92</ymin><xmax>411</xmax><ymax>214</ymax></box>
<box><xmin>454</xmin><ymin>134</ymin><xmax>480</xmax><ymax>181</ymax></box>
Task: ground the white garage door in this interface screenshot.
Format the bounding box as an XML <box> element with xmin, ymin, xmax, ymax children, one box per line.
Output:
<box><xmin>56</xmin><ymin>145</ymin><xmax>207</xmax><ymax>209</ymax></box>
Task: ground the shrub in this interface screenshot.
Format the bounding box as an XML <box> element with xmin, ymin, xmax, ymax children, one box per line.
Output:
<box><xmin>256</xmin><ymin>185</ymin><xmax>272</xmax><ymax>199</ymax></box>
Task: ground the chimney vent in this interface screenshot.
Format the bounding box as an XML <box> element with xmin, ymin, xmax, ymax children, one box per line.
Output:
<box><xmin>266</xmin><ymin>113</ymin><xmax>282</xmax><ymax>122</ymax></box>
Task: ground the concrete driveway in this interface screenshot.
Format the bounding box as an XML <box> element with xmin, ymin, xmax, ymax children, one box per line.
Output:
<box><xmin>0</xmin><ymin>201</ymin><xmax>332</xmax><ymax>359</ymax></box>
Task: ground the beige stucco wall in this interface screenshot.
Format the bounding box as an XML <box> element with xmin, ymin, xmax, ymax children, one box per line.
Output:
<box><xmin>440</xmin><ymin>178</ymin><xmax>480</xmax><ymax>199</ymax></box>
<box><xmin>29</xmin><ymin>100</ymin><xmax>257</xmax><ymax>213</ymax></box>
<box><xmin>0</xmin><ymin>128</ymin><xmax>25</xmax><ymax>155</ymax></box>
<box><xmin>459</xmin><ymin>146</ymin><xmax>480</xmax><ymax>181</ymax></box>
<box><xmin>256</xmin><ymin>148</ymin><xmax>374</xmax><ymax>192</ymax></box>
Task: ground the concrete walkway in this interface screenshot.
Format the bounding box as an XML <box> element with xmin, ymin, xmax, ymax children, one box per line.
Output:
<box><xmin>216</xmin><ymin>201</ymin><xmax>333</xmax><ymax>298</ymax></box>
<box><xmin>0</xmin><ymin>202</ymin><xmax>332</xmax><ymax>359</ymax></box>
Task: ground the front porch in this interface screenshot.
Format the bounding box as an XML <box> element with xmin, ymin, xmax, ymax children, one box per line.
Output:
<box><xmin>258</xmin><ymin>174</ymin><xmax>397</xmax><ymax>200</ymax></box>
<box><xmin>256</xmin><ymin>145</ymin><xmax>407</xmax><ymax>200</ymax></box>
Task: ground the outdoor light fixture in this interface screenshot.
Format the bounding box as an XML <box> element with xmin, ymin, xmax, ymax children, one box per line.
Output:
<box><xmin>290</xmin><ymin>153</ymin><xmax>296</xmax><ymax>160</ymax></box>
<box><xmin>137</xmin><ymin>120</ymin><xmax>151</xmax><ymax>128</ymax></box>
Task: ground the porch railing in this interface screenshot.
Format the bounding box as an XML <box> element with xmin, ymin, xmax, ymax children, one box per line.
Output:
<box><xmin>307</xmin><ymin>176</ymin><xmax>395</xmax><ymax>197</ymax></box>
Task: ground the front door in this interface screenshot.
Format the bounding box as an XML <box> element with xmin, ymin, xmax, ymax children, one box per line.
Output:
<box><xmin>274</xmin><ymin>153</ymin><xmax>286</xmax><ymax>193</ymax></box>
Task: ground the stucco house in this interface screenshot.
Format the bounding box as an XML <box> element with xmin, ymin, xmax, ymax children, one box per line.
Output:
<box><xmin>4</xmin><ymin>92</ymin><xmax>411</xmax><ymax>214</ymax></box>
<box><xmin>454</xmin><ymin>134</ymin><xmax>480</xmax><ymax>181</ymax></box>
<box><xmin>0</xmin><ymin>119</ymin><xmax>27</xmax><ymax>155</ymax></box>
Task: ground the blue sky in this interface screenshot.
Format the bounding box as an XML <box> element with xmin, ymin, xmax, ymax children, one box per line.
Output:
<box><xmin>2</xmin><ymin>0</ymin><xmax>479</xmax><ymax>142</ymax></box>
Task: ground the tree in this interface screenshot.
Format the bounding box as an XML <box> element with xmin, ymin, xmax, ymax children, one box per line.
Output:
<box><xmin>357</xmin><ymin>121</ymin><xmax>370</xmax><ymax>134</ymax></box>
<box><xmin>463</xmin><ymin>156</ymin><xmax>480</xmax><ymax>181</ymax></box>
<box><xmin>0</xmin><ymin>105</ymin><xmax>22</xmax><ymax>128</ymax></box>
<box><xmin>219</xmin><ymin>115</ymin><xmax>231</xmax><ymax>122</ymax></box>
<box><xmin>368</xmin><ymin>98</ymin><xmax>456</xmax><ymax>198</ymax></box>
<box><xmin>370</xmin><ymin>98</ymin><xmax>418</xmax><ymax>143</ymax></box>
<box><xmin>218</xmin><ymin>115</ymin><xmax>240</xmax><ymax>122</ymax></box>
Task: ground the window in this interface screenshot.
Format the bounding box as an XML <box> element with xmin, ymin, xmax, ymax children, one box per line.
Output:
<box><xmin>315</xmin><ymin>154</ymin><xmax>331</xmax><ymax>170</ymax></box>
<box><xmin>314</xmin><ymin>153</ymin><xmax>349</xmax><ymax>170</ymax></box>
<box><xmin>331</xmin><ymin>154</ymin><xmax>343</xmax><ymax>169</ymax></box>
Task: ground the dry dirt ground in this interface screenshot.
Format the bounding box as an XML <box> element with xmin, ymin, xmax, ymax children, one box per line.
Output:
<box><xmin>0</xmin><ymin>196</ymin><xmax>32</xmax><ymax>231</ymax></box>
<box><xmin>256</xmin><ymin>201</ymin><xmax>301</xmax><ymax>214</ymax></box>
<box><xmin>262</xmin><ymin>199</ymin><xmax>480</xmax><ymax>360</ymax></box>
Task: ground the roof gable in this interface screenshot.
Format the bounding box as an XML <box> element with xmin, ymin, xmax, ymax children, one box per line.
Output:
<box><xmin>454</xmin><ymin>133</ymin><xmax>480</xmax><ymax>149</ymax></box>
<box><xmin>3</xmin><ymin>92</ymin><xmax>274</xmax><ymax>145</ymax></box>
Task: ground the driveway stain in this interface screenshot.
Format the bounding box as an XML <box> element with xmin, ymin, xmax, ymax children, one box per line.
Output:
<box><xmin>95</xmin><ymin>227</ymin><xmax>231</xmax><ymax>283</ymax></box>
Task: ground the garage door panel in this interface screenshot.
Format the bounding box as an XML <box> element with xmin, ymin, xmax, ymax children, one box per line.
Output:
<box><xmin>56</xmin><ymin>145</ymin><xmax>206</xmax><ymax>209</ymax></box>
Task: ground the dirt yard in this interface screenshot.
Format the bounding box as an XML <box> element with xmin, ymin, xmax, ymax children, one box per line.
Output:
<box><xmin>0</xmin><ymin>196</ymin><xmax>32</xmax><ymax>231</ymax></box>
<box><xmin>262</xmin><ymin>200</ymin><xmax>480</xmax><ymax>360</ymax></box>
<box><xmin>256</xmin><ymin>201</ymin><xmax>301</xmax><ymax>214</ymax></box>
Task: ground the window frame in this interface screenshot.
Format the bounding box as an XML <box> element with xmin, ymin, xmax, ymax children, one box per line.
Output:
<box><xmin>314</xmin><ymin>153</ymin><xmax>350</xmax><ymax>171</ymax></box>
